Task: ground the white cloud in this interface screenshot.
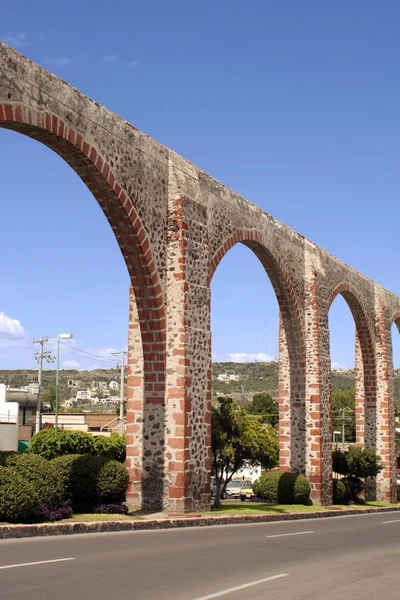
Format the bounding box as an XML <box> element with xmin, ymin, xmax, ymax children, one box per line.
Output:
<box><xmin>128</xmin><ymin>60</ymin><xmax>140</xmax><ymax>68</ymax></box>
<box><xmin>101</xmin><ymin>55</ymin><xmax>118</xmax><ymax>63</ymax></box>
<box><xmin>62</xmin><ymin>360</ymin><xmax>80</xmax><ymax>369</ymax></box>
<box><xmin>0</xmin><ymin>313</ymin><xmax>25</xmax><ymax>338</ymax></box>
<box><xmin>41</xmin><ymin>56</ymin><xmax>72</xmax><ymax>66</ymax></box>
<box><xmin>227</xmin><ymin>352</ymin><xmax>276</xmax><ymax>363</ymax></box>
<box><xmin>332</xmin><ymin>361</ymin><xmax>349</xmax><ymax>371</ymax></box>
<box><xmin>2</xmin><ymin>33</ymin><xmax>29</xmax><ymax>48</ymax></box>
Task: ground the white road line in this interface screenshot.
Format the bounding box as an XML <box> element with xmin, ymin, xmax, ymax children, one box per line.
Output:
<box><xmin>0</xmin><ymin>558</ymin><xmax>75</xmax><ymax>570</ymax></box>
<box><xmin>267</xmin><ymin>530</ymin><xmax>314</xmax><ymax>538</ymax></box>
<box><xmin>382</xmin><ymin>519</ymin><xmax>400</xmax><ymax>524</ymax></box>
<box><xmin>189</xmin><ymin>573</ymin><xmax>288</xmax><ymax>600</ymax></box>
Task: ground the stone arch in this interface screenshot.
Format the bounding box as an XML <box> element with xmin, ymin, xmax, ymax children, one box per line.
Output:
<box><xmin>0</xmin><ymin>102</ymin><xmax>166</xmax><ymax>508</ymax></box>
<box><xmin>209</xmin><ymin>228</ymin><xmax>306</xmax><ymax>473</ymax></box>
<box><xmin>327</xmin><ymin>282</ymin><xmax>377</xmax><ymax>451</ymax></box>
<box><xmin>390</xmin><ymin>311</ymin><xmax>400</xmax><ymax>331</ymax></box>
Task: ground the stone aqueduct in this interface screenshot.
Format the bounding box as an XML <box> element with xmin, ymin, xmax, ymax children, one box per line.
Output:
<box><xmin>1</xmin><ymin>42</ymin><xmax>399</xmax><ymax>511</ymax></box>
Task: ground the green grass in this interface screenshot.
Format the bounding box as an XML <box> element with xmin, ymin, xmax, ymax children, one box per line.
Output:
<box><xmin>207</xmin><ymin>501</ymin><xmax>400</xmax><ymax>516</ymax></box>
<box><xmin>60</xmin><ymin>512</ymin><xmax>144</xmax><ymax>523</ymax></box>
<box><xmin>209</xmin><ymin>503</ymin><xmax>328</xmax><ymax>516</ymax></box>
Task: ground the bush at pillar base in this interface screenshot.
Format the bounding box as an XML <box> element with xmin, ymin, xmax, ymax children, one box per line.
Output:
<box><xmin>252</xmin><ymin>472</ymin><xmax>312</xmax><ymax>505</ymax></box>
<box><xmin>332</xmin><ymin>446</ymin><xmax>383</xmax><ymax>505</ymax></box>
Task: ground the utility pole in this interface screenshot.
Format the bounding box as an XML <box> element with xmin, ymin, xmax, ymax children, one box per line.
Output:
<box><xmin>112</xmin><ymin>349</ymin><xmax>128</xmax><ymax>436</ymax></box>
<box><xmin>340</xmin><ymin>407</ymin><xmax>346</xmax><ymax>450</ymax></box>
<box><xmin>33</xmin><ymin>337</ymin><xmax>55</xmax><ymax>434</ymax></box>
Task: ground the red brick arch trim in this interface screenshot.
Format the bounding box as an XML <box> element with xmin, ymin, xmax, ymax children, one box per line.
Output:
<box><xmin>208</xmin><ymin>228</ymin><xmax>304</xmax><ymax>339</ymax></box>
<box><xmin>327</xmin><ymin>282</ymin><xmax>374</xmax><ymax>342</ymax></box>
<box><xmin>390</xmin><ymin>311</ymin><xmax>400</xmax><ymax>330</ymax></box>
<box><xmin>0</xmin><ymin>102</ymin><xmax>166</xmax><ymax>391</ymax></box>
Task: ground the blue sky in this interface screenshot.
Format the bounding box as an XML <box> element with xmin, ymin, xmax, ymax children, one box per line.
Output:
<box><xmin>1</xmin><ymin>1</ymin><xmax>400</xmax><ymax>370</ymax></box>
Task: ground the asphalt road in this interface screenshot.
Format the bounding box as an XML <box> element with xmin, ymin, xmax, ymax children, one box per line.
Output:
<box><xmin>1</xmin><ymin>512</ymin><xmax>400</xmax><ymax>599</ymax></box>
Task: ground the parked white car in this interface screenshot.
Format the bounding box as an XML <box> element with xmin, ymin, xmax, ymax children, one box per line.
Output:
<box><xmin>225</xmin><ymin>480</ymin><xmax>252</xmax><ymax>499</ymax></box>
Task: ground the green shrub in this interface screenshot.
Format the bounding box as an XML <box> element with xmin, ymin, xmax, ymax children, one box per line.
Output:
<box><xmin>253</xmin><ymin>471</ymin><xmax>311</xmax><ymax>505</ymax></box>
<box><xmin>52</xmin><ymin>454</ymin><xmax>129</xmax><ymax>510</ymax></box>
<box><xmin>333</xmin><ymin>478</ymin><xmax>349</xmax><ymax>505</ymax></box>
<box><xmin>5</xmin><ymin>453</ymin><xmax>63</xmax><ymax>509</ymax></box>
<box><xmin>0</xmin><ymin>451</ymin><xmax>16</xmax><ymax>466</ymax></box>
<box><xmin>253</xmin><ymin>471</ymin><xmax>280</xmax><ymax>503</ymax></box>
<box><xmin>29</xmin><ymin>429</ymin><xmax>94</xmax><ymax>460</ymax></box>
<box><xmin>96</xmin><ymin>457</ymin><xmax>129</xmax><ymax>503</ymax></box>
<box><xmin>52</xmin><ymin>454</ymin><xmax>99</xmax><ymax>508</ymax></box>
<box><xmin>92</xmin><ymin>433</ymin><xmax>126</xmax><ymax>463</ymax></box>
<box><xmin>332</xmin><ymin>450</ymin><xmax>349</xmax><ymax>476</ymax></box>
<box><xmin>0</xmin><ymin>466</ymin><xmax>41</xmax><ymax>523</ymax></box>
<box><xmin>293</xmin><ymin>474</ymin><xmax>311</xmax><ymax>504</ymax></box>
<box><xmin>332</xmin><ymin>447</ymin><xmax>382</xmax><ymax>503</ymax></box>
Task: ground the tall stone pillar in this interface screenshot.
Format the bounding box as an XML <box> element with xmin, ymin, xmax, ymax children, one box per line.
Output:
<box><xmin>278</xmin><ymin>314</ymin><xmax>291</xmax><ymax>471</ymax></box>
<box><xmin>125</xmin><ymin>287</ymin><xmax>144</xmax><ymax>508</ymax></box>
<box><xmin>304</xmin><ymin>258</ymin><xmax>327</xmax><ymax>504</ymax></box>
<box><xmin>125</xmin><ymin>286</ymin><xmax>167</xmax><ymax>511</ymax></box>
<box><xmin>163</xmin><ymin>164</ymin><xmax>211</xmax><ymax>512</ymax></box>
<box><xmin>375</xmin><ymin>292</ymin><xmax>397</xmax><ymax>502</ymax></box>
<box><xmin>354</xmin><ymin>333</ymin><xmax>365</xmax><ymax>446</ymax></box>
<box><xmin>278</xmin><ymin>313</ymin><xmax>306</xmax><ymax>474</ymax></box>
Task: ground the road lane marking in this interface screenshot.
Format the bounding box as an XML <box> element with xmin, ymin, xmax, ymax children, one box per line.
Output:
<box><xmin>267</xmin><ymin>530</ymin><xmax>314</xmax><ymax>538</ymax></box>
<box><xmin>382</xmin><ymin>519</ymin><xmax>400</xmax><ymax>524</ymax></box>
<box><xmin>189</xmin><ymin>573</ymin><xmax>288</xmax><ymax>600</ymax></box>
<box><xmin>0</xmin><ymin>558</ymin><xmax>75</xmax><ymax>570</ymax></box>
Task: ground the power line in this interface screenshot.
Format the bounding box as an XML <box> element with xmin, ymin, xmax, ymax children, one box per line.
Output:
<box><xmin>64</xmin><ymin>347</ymin><xmax>116</xmax><ymax>364</ymax></box>
<box><xmin>68</xmin><ymin>345</ymin><xmax>117</xmax><ymax>362</ymax></box>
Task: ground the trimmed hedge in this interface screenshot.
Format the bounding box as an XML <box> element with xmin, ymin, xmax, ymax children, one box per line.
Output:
<box><xmin>29</xmin><ymin>429</ymin><xmax>94</xmax><ymax>460</ymax></box>
<box><xmin>333</xmin><ymin>478</ymin><xmax>350</xmax><ymax>505</ymax></box>
<box><xmin>52</xmin><ymin>454</ymin><xmax>129</xmax><ymax>510</ymax></box>
<box><xmin>253</xmin><ymin>471</ymin><xmax>311</xmax><ymax>505</ymax></box>
<box><xmin>29</xmin><ymin>429</ymin><xmax>126</xmax><ymax>463</ymax></box>
<box><xmin>0</xmin><ymin>466</ymin><xmax>41</xmax><ymax>523</ymax></box>
<box><xmin>92</xmin><ymin>433</ymin><xmax>126</xmax><ymax>463</ymax></box>
<box><xmin>0</xmin><ymin>451</ymin><xmax>16</xmax><ymax>466</ymax></box>
<box><xmin>5</xmin><ymin>453</ymin><xmax>63</xmax><ymax>509</ymax></box>
<box><xmin>253</xmin><ymin>471</ymin><xmax>280</xmax><ymax>503</ymax></box>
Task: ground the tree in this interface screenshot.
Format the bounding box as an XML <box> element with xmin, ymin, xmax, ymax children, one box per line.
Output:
<box><xmin>332</xmin><ymin>389</ymin><xmax>356</xmax><ymax>443</ymax></box>
<box><xmin>247</xmin><ymin>393</ymin><xmax>279</xmax><ymax>426</ymax></box>
<box><xmin>212</xmin><ymin>397</ymin><xmax>278</xmax><ymax>508</ymax></box>
<box><xmin>332</xmin><ymin>446</ymin><xmax>383</xmax><ymax>503</ymax></box>
<box><xmin>42</xmin><ymin>385</ymin><xmax>56</xmax><ymax>412</ymax></box>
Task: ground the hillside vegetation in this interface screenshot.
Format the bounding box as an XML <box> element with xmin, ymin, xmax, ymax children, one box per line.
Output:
<box><xmin>1</xmin><ymin>363</ymin><xmax>399</xmax><ymax>405</ymax></box>
<box><xmin>0</xmin><ymin>368</ymin><xmax>121</xmax><ymax>403</ymax></box>
<box><xmin>212</xmin><ymin>362</ymin><xmax>400</xmax><ymax>405</ymax></box>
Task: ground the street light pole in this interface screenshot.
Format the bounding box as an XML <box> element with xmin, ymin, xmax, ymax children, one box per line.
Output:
<box><xmin>55</xmin><ymin>333</ymin><xmax>73</xmax><ymax>434</ymax></box>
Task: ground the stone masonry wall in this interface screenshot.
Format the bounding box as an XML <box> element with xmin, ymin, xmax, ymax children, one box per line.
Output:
<box><xmin>1</xmin><ymin>42</ymin><xmax>400</xmax><ymax>510</ymax></box>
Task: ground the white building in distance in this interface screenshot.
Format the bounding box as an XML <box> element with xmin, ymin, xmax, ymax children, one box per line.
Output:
<box><xmin>217</xmin><ymin>373</ymin><xmax>240</xmax><ymax>382</ymax></box>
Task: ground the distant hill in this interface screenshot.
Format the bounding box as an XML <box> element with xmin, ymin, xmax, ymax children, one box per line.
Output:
<box><xmin>0</xmin><ymin>363</ymin><xmax>399</xmax><ymax>406</ymax></box>
<box><xmin>0</xmin><ymin>368</ymin><xmax>121</xmax><ymax>403</ymax></box>
<box><xmin>212</xmin><ymin>362</ymin><xmax>400</xmax><ymax>406</ymax></box>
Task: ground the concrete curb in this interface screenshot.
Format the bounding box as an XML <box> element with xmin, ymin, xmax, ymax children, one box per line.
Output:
<box><xmin>2</xmin><ymin>505</ymin><xmax>400</xmax><ymax>539</ymax></box>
